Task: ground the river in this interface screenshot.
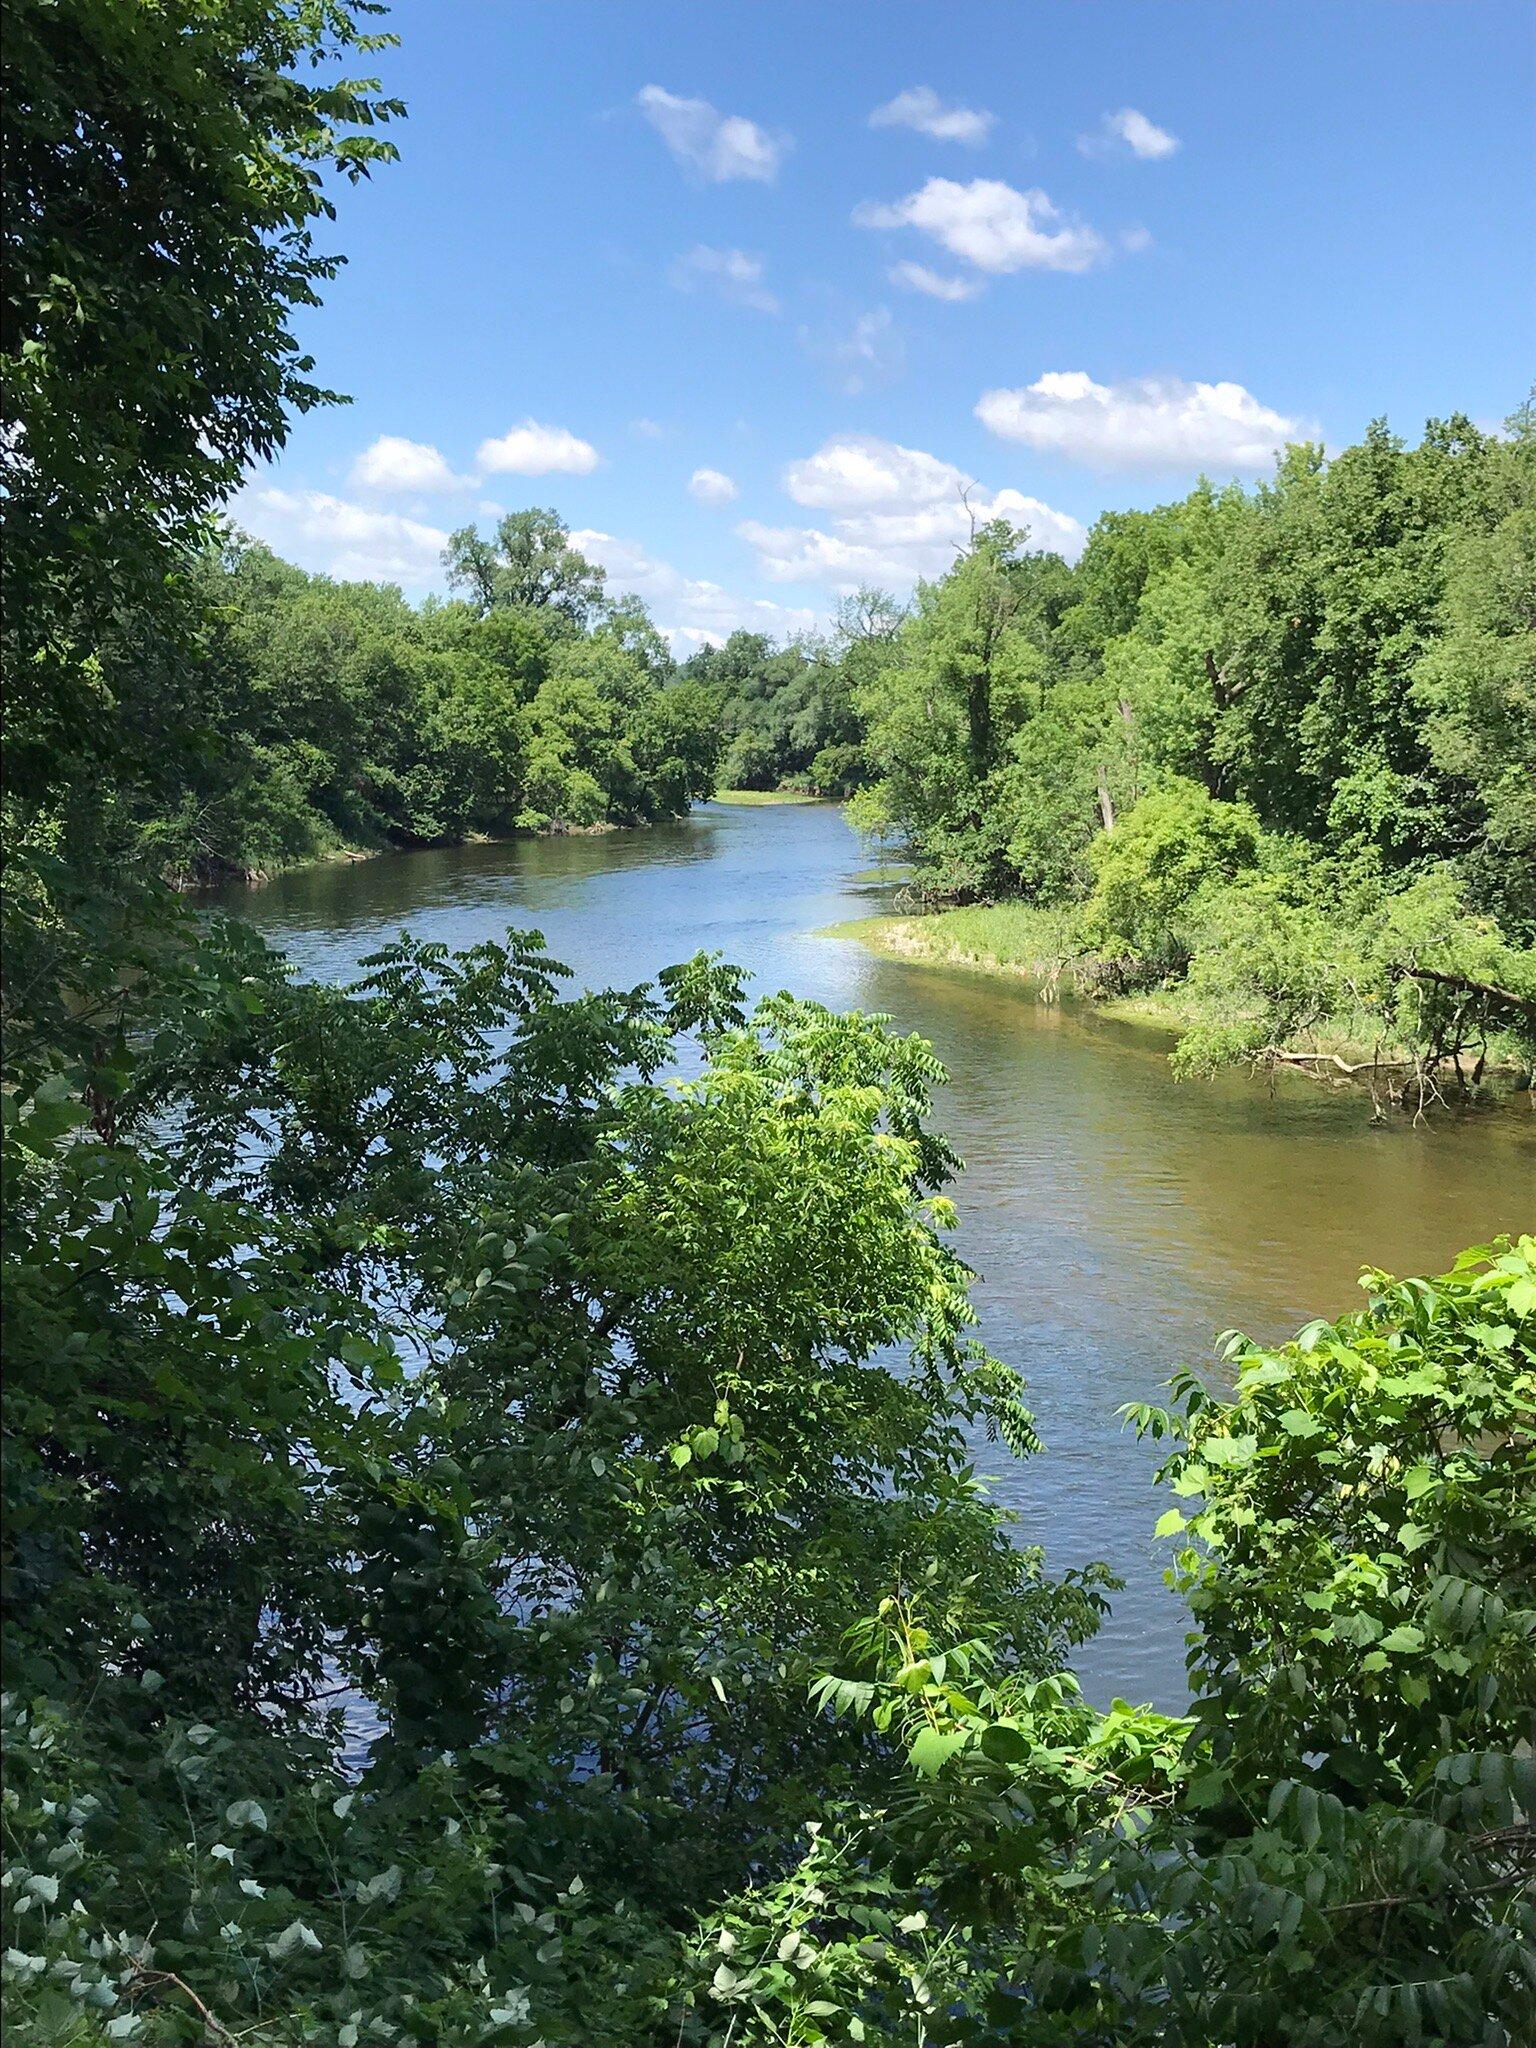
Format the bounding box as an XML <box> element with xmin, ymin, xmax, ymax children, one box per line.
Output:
<box><xmin>223</xmin><ymin>801</ymin><xmax>1535</xmax><ymax>1708</ymax></box>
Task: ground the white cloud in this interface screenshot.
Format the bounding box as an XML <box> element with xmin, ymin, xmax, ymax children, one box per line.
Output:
<box><xmin>476</xmin><ymin>420</ymin><xmax>600</xmax><ymax>476</ymax></box>
<box><xmin>853</xmin><ymin>177</ymin><xmax>1108</xmax><ymax>274</ymax></box>
<box><xmin>233</xmin><ymin>486</ymin><xmax>448</xmax><ymax>588</ymax></box>
<box><xmin>636</xmin><ymin>84</ymin><xmax>790</xmax><ymax>183</ymax></box>
<box><xmin>868</xmin><ymin>86</ymin><xmax>995</xmax><ymax>146</ymax></box>
<box><xmin>630</xmin><ymin>417</ymin><xmax>667</xmax><ymax>439</ymax></box>
<box><xmin>740</xmin><ymin>432</ymin><xmax>1085</xmax><ymax>592</ymax></box>
<box><xmin>888</xmin><ymin>259</ymin><xmax>983</xmax><ymax>302</ymax></box>
<box><xmin>689</xmin><ymin>467</ymin><xmax>740</xmax><ymax>507</ymax></box>
<box><xmin>350</xmin><ymin>434</ymin><xmax>469</xmax><ymax>494</ymax></box>
<box><xmin>975</xmin><ymin>371</ymin><xmax>1310</xmax><ymax>471</ymax></box>
<box><xmin>571</xmin><ymin>526</ymin><xmax>817</xmax><ymax>650</ymax></box>
<box><xmin>782</xmin><ymin>436</ymin><xmax>965</xmax><ymax>511</ymax></box>
<box><xmin>667</xmin><ymin>244</ymin><xmax>779</xmax><ymax>314</ymax></box>
<box><xmin>1079</xmin><ymin>107</ymin><xmax>1180</xmax><ymax>161</ymax></box>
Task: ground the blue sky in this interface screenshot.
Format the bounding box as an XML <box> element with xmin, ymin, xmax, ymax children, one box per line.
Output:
<box><xmin>237</xmin><ymin>0</ymin><xmax>1536</xmax><ymax>649</ymax></box>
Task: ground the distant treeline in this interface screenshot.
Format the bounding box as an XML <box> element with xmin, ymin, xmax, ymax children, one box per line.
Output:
<box><xmin>96</xmin><ymin>511</ymin><xmax>718</xmax><ymax>883</ymax></box>
<box><xmin>93</xmin><ymin>405</ymin><xmax>1535</xmax><ymax>957</ymax></box>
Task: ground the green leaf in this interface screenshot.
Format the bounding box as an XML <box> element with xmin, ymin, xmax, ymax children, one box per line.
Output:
<box><xmin>979</xmin><ymin>1721</ymin><xmax>1031</xmax><ymax>1764</ymax></box>
<box><xmin>1378</xmin><ymin>1625</ymin><xmax>1425</xmax><ymax>1654</ymax></box>
<box><xmin>909</xmin><ymin>1726</ymin><xmax>968</xmax><ymax>1777</ymax></box>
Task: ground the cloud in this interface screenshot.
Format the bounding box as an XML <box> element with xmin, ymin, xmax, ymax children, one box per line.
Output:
<box><xmin>868</xmin><ymin>86</ymin><xmax>995</xmax><ymax>146</ymax></box>
<box><xmin>888</xmin><ymin>259</ymin><xmax>983</xmax><ymax>302</ymax></box>
<box><xmin>636</xmin><ymin>84</ymin><xmax>790</xmax><ymax>183</ymax></box>
<box><xmin>349</xmin><ymin>435</ymin><xmax>469</xmax><ymax>494</ymax></box>
<box><xmin>667</xmin><ymin>244</ymin><xmax>779</xmax><ymax>314</ymax></box>
<box><xmin>975</xmin><ymin>371</ymin><xmax>1310</xmax><ymax>470</ymax></box>
<box><xmin>689</xmin><ymin>467</ymin><xmax>740</xmax><ymax>507</ymax></box>
<box><xmin>233</xmin><ymin>486</ymin><xmax>448</xmax><ymax>588</ymax></box>
<box><xmin>853</xmin><ymin>177</ymin><xmax>1108</xmax><ymax>274</ymax></box>
<box><xmin>1079</xmin><ymin>107</ymin><xmax>1180</xmax><ymax>161</ymax></box>
<box><xmin>475</xmin><ymin>420</ymin><xmax>600</xmax><ymax>476</ymax></box>
<box><xmin>782</xmin><ymin>435</ymin><xmax>966</xmax><ymax>511</ymax></box>
<box><xmin>801</xmin><ymin>306</ymin><xmax>905</xmax><ymax>395</ymax></box>
<box><xmin>739</xmin><ymin>432</ymin><xmax>1085</xmax><ymax>592</ymax></box>
<box><xmin>571</xmin><ymin>526</ymin><xmax>817</xmax><ymax>650</ymax></box>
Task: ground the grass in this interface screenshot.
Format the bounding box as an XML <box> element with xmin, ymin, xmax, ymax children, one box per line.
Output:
<box><xmin>828</xmin><ymin>902</ymin><xmax>1080</xmax><ymax>977</ymax></box>
<box><xmin>823</xmin><ymin>905</ymin><xmax>1202</xmax><ymax>1042</ymax></box>
<box><xmin>712</xmin><ymin>788</ymin><xmax>829</xmax><ymax>807</ymax></box>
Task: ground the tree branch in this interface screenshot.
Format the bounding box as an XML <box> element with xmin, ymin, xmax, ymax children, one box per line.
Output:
<box><xmin>128</xmin><ymin>1966</ymin><xmax>238</xmax><ymax>2043</ymax></box>
<box><xmin>1394</xmin><ymin>965</ymin><xmax>1536</xmax><ymax>1021</ymax></box>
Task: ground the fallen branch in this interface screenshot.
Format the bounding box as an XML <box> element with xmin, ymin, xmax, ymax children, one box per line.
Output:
<box><xmin>1322</xmin><ymin>1822</ymin><xmax>1536</xmax><ymax>1918</ymax></box>
<box><xmin>1254</xmin><ymin>1047</ymin><xmax>1412</xmax><ymax>1077</ymax></box>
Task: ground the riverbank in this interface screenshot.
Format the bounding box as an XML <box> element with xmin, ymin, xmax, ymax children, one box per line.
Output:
<box><xmin>188</xmin><ymin>797</ymin><xmax>829</xmax><ymax>890</ymax></box>
<box><xmin>822</xmin><ymin>905</ymin><xmax>1195</xmax><ymax>1036</ymax></box>
<box><xmin>713</xmin><ymin>788</ymin><xmax>831</xmax><ymax>807</ymax></box>
<box><xmin>826</xmin><ymin>904</ymin><xmax>1533</xmax><ymax>1105</ymax></box>
<box><xmin>179</xmin><ymin>817</ymin><xmax>631</xmax><ymax>892</ymax></box>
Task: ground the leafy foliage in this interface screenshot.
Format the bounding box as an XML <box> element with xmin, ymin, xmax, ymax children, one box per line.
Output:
<box><xmin>680</xmin><ymin>1240</ymin><xmax>1536</xmax><ymax>2047</ymax></box>
<box><xmin>3</xmin><ymin>918</ymin><xmax>1102</xmax><ymax>2044</ymax></box>
<box><xmin>846</xmin><ymin>408</ymin><xmax>1535</xmax><ymax>1106</ymax></box>
<box><xmin>2</xmin><ymin>0</ymin><xmax>402</xmax><ymax>804</ymax></box>
<box><xmin>23</xmin><ymin>527</ymin><xmax>722</xmax><ymax>885</ymax></box>
<box><xmin>443</xmin><ymin>509</ymin><xmax>608</xmax><ymax>630</ymax></box>
<box><xmin>5</xmin><ymin>9</ymin><xmax>1530</xmax><ymax>2044</ymax></box>
<box><xmin>683</xmin><ymin>627</ymin><xmax>868</xmax><ymax>800</ymax></box>
<box><xmin>1077</xmin><ymin>779</ymin><xmax>1261</xmax><ymax>981</ymax></box>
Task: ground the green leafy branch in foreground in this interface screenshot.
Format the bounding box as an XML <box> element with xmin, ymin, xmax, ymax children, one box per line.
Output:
<box><xmin>3</xmin><ymin>913</ymin><xmax>1104</xmax><ymax>2046</ymax></box>
<box><xmin>686</xmin><ymin>1237</ymin><xmax>1536</xmax><ymax>2047</ymax></box>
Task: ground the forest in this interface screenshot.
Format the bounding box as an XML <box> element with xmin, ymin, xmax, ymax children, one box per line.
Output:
<box><xmin>838</xmin><ymin>419</ymin><xmax>1536</xmax><ymax>1103</ymax></box>
<box><xmin>74</xmin><ymin>522</ymin><xmax>719</xmax><ymax>885</ymax></box>
<box><xmin>3</xmin><ymin>5</ymin><xmax>1532</xmax><ymax>2048</ymax></box>
<box><xmin>63</xmin><ymin>411</ymin><xmax>1536</xmax><ymax>1103</ymax></box>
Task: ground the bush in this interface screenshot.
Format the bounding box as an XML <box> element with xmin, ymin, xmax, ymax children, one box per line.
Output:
<box><xmin>681</xmin><ymin>1237</ymin><xmax>1536</xmax><ymax>2047</ymax></box>
<box><xmin>1079</xmin><ymin>779</ymin><xmax>1262</xmax><ymax>981</ymax></box>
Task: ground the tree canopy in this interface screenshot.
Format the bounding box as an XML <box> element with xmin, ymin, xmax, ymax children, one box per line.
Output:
<box><xmin>3</xmin><ymin>6</ymin><xmax>1532</xmax><ymax>2044</ymax></box>
<box><xmin>845</xmin><ymin>410</ymin><xmax>1536</xmax><ymax>1107</ymax></box>
<box><xmin>2</xmin><ymin>0</ymin><xmax>401</xmax><ymax>803</ymax></box>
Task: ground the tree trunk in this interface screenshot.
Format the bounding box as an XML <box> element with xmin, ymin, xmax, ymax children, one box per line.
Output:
<box><xmin>1096</xmin><ymin>765</ymin><xmax>1116</xmax><ymax>834</ymax></box>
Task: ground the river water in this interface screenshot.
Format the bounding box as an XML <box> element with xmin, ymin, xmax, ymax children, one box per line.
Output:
<box><xmin>224</xmin><ymin>802</ymin><xmax>1534</xmax><ymax>1708</ymax></box>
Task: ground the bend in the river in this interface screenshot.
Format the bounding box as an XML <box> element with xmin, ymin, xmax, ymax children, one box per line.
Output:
<box><xmin>221</xmin><ymin>802</ymin><xmax>1535</xmax><ymax>1707</ymax></box>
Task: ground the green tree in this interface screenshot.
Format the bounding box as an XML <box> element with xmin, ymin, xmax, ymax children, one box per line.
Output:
<box><xmin>2</xmin><ymin>0</ymin><xmax>401</xmax><ymax>804</ymax></box>
<box><xmin>3</xmin><ymin>928</ymin><xmax>1100</xmax><ymax>2043</ymax></box>
<box><xmin>685</xmin><ymin>1238</ymin><xmax>1536</xmax><ymax>2048</ymax></box>
<box><xmin>444</xmin><ymin>508</ymin><xmax>608</xmax><ymax>630</ymax></box>
<box><xmin>855</xmin><ymin>524</ymin><xmax>1053</xmax><ymax>898</ymax></box>
<box><xmin>1079</xmin><ymin>780</ymin><xmax>1263</xmax><ymax>979</ymax></box>
<box><xmin>1208</xmin><ymin>418</ymin><xmax>1510</xmax><ymax>861</ymax></box>
<box><xmin>689</xmin><ymin>631</ymin><xmax>864</xmax><ymax>795</ymax></box>
<box><xmin>1413</xmin><ymin>495</ymin><xmax>1536</xmax><ymax>936</ymax></box>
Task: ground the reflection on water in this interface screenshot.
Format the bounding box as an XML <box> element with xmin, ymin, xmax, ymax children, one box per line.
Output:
<box><xmin>218</xmin><ymin>804</ymin><xmax>1535</xmax><ymax>1708</ymax></box>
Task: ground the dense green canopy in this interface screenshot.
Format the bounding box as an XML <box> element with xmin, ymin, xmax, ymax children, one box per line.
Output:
<box><xmin>3</xmin><ymin>7</ymin><xmax>1531</xmax><ymax>2046</ymax></box>
<box><xmin>844</xmin><ymin>420</ymin><xmax>1536</xmax><ymax>1103</ymax></box>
